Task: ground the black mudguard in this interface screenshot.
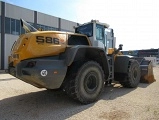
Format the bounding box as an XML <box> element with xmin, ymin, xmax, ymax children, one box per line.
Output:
<box><xmin>65</xmin><ymin>45</ymin><xmax>110</xmax><ymax>80</ymax></box>
<box><xmin>114</xmin><ymin>55</ymin><xmax>134</xmax><ymax>73</ymax></box>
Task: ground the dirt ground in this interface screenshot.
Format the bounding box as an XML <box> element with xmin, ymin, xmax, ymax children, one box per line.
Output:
<box><xmin>0</xmin><ymin>66</ymin><xmax>159</xmax><ymax>120</ymax></box>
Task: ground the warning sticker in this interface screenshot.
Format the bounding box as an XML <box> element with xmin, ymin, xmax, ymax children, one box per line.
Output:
<box><xmin>41</xmin><ymin>70</ymin><xmax>48</xmax><ymax>76</ymax></box>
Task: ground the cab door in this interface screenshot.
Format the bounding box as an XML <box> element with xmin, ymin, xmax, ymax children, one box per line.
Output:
<box><xmin>95</xmin><ymin>24</ymin><xmax>105</xmax><ymax>49</ymax></box>
<box><xmin>105</xmin><ymin>28</ymin><xmax>116</xmax><ymax>53</ymax></box>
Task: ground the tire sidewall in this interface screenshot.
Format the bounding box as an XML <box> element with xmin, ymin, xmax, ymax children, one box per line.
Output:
<box><xmin>75</xmin><ymin>61</ymin><xmax>104</xmax><ymax>101</ymax></box>
<box><xmin>129</xmin><ymin>61</ymin><xmax>141</xmax><ymax>87</ymax></box>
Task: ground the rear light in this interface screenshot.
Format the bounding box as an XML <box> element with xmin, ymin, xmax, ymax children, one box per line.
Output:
<box><xmin>26</xmin><ymin>61</ymin><xmax>36</xmax><ymax>68</ymax></box>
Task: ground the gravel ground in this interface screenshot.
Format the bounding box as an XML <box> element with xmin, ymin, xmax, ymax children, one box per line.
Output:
<box><xmin>0</xmin><ymin>66</ymin><xmax>159</xmax><ymax>120</ymax></box>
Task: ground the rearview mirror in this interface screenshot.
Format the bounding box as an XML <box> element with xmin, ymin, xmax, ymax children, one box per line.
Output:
<box><xmin>118</xmin><ymin>44</ymin><xmax>123</xmax><ymax>50</ymax></box>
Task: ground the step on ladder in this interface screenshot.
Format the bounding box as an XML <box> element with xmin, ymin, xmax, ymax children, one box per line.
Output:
<box><xmin>107</xmin><ymin>55</ymin><xmax>114</xmax><ymax>84</ymax></box>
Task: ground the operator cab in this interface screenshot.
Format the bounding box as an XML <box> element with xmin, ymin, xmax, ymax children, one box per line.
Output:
<box><xmin>75</xmin><ymin>20</ymin><xmax>116</xmax><ymax>53</ymax></box>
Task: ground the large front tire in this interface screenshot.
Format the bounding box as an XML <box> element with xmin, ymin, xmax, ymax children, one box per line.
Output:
<box><xmin>120</xmin><ymin>60</ymin><xmax>141</xmax><ymax>88</ymax></box>
<box><xmin>64</xmin><ymin>61</ymin><xmax>105</xmax><ymax>104</ymax></box>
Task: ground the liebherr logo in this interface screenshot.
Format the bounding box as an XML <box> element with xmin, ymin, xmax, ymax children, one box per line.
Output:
<box><xmin>41</xmin><ymin>70</ymin><xmax>48</xmax><ymax>76</ymax></box>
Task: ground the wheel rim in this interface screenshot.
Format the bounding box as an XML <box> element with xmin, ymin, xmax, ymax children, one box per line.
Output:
<box><xmin>84</xmin><ymin>72</ymin><xmax>98</xmax><ymax>93</ymax></box>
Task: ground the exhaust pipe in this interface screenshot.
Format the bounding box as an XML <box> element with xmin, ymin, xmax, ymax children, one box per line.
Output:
<box><xmin>20</xmin><ymin>19</ymin><xmax>38</xmax><ymax>33</ymax></box>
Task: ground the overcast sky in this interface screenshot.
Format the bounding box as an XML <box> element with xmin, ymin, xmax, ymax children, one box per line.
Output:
<box><xmin>2</xmin><ymin>0</ymin><xmax>159</xmax><ymax>50</ymax></box>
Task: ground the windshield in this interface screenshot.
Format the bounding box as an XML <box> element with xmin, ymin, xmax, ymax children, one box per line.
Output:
<box><xmin>75</xmin><ymin>23</ymin><xmax>93</xmax><ymax>37</ymax></box>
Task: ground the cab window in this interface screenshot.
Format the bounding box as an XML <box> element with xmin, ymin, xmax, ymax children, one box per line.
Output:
<box><xmin>75</xmin><ymin>23</ymin><xmax>93</xmax><ymax>37</ymax></box>
<box><xmin>96</xmin><ymin>24</ymin><xmax>104</xmax><ymax>42</ymax></box>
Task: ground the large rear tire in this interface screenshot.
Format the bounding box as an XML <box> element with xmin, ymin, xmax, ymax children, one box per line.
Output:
<box><xmin>120</xmin><ymin>60</ymin><xmax>141</xmax><ymax>88</ymax></box>
<box><xmin>64</xmin><ymin>61</ymin><xmax>105</xmax><ymax>104</ymax></box>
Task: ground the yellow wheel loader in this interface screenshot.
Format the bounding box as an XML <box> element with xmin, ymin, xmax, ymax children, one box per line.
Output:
<box><xmin>8</xmin><ymin>19</ymin><xmax>155</xmax><ymax>104</ymax></box>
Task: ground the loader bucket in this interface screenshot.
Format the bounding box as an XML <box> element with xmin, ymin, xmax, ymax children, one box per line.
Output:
<box><xmin>140</xmin><ymin>59</ymin><xmax>156</xmax><ymax>83</ymax></box>
<box><xmin>132</xmin><ymin>57</ymin><xmax>156</xmax><ymax>83</ymax></box>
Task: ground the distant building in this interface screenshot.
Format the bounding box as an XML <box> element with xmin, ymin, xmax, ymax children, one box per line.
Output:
<box><xmin>122</xmin><ymin>49</ymin><xmax>159</xmax><ymax>58</ymax></box>
<box><xmin>0</xmin><ymin>1</ymin><xmax>78</xmax><ymax>70</ymax></box>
